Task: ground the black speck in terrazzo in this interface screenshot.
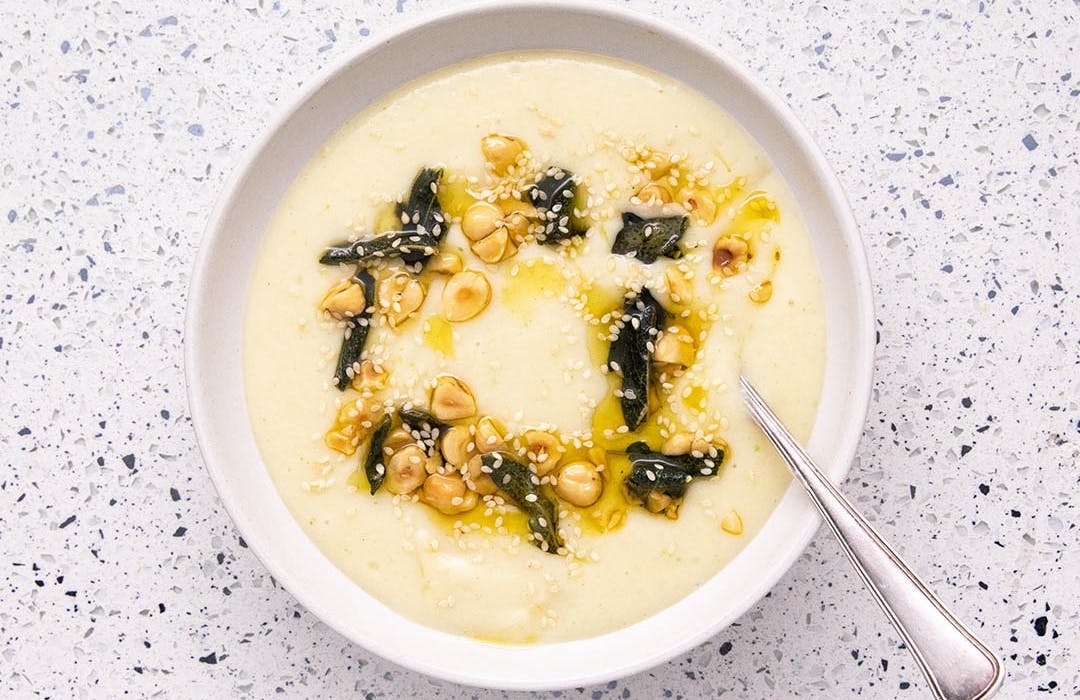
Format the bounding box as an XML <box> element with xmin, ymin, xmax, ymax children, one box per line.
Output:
<box><xmin>170</xmin><ymin>487</ymin><xmax>180</xmax><ymax>501</ymax></box>
<box><xmin>1034</xmin><ymin>616</ymin><xmax>1048</xmax><ymax>636</ymax></box>
<box><xmin>122</xmin><ymin>453</ymin><xmax>136</xmax><ymax>470</ymax></box>
<box><xmin>978</xmin><ymin>483</ymin><xmax>990</xmax><ymax>495</ymax></box>
<box><xmin>198</xmin><ymin>652</ymin><xmax>218</xmax><ymax>665</ymax></box>
<box><xmin>173</xmin><ymin>526</ymin><xmax>187</xmax><ymax>537</ymax></box>
<box><xmin>58</xmin><ymin>515</ymin><xmax>76</xmax><ymax>529</ymax></box>
<box><xmin>960</xmin><ymin>444</ymin><xmax>972</xmax><ymax>457</ymax></box>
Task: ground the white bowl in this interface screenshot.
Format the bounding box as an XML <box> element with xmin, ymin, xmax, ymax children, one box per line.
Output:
<box><xmin>185</xmin><ymin>0</ymin><xmax>874</xmax><ymax>690</ymax></box>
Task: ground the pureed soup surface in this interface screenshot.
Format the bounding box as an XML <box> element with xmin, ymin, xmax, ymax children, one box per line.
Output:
<box><xmin>244</xmin><ymin>52</ymin><xmax>825</xmax><ymax>643</ymax></box>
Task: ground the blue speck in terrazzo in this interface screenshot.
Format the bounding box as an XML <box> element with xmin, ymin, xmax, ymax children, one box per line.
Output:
<box><xmin>1022</xmin><ymin>134</ymin><xmax>1038</xmax><ymax>150</ymax></box>
<box><xmin>188</xmin><ymin>123</ymin><xmax>204</xmax><ymax>136</ymax></box>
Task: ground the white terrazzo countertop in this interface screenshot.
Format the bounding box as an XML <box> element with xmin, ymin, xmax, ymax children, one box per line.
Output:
<box><xmin>2</xmin><ymin>1</ymin><xmax>1077</xmax><ymax>697</ymax></box>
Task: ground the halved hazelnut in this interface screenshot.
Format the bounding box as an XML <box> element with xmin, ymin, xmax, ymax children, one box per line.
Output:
<box><xmin>471</xmin><ymin>226</ymin><xmax>515</xmax><ymax>263</ymax></box>
<box><xmin>441</xmin><ymin>270</ymin><xmax>491</xmax><ymax>322</ymax></box>
<box><xmin>350</xmin><ymin>360</ymin><xmax>387</xmax><ymax>394</ymax></box>
<box><xmin>712</xmin><ymin>236</ymin><xmax>748</xmax><ymax>276</ymax></box>
<box><xmin>428</xmin><ymin>250</ymin><xmax>464</xmax><ymax>275</ymax></box>
<box><xmin>421</xmin><ymin>473</ymin><xmax>478</xmax><ymax>514</ymax></box>
<box><xmin>461</xmin><ymin>201</ymin><xmax>502</xmax><ymax>241</ymax></box>
<box><xmin>636</xmin><ymin>182</ymin><xmax>672</xmax><ymax>206</ymax></box>
<box><xmin>481</xmin><ymin>134</ymin><xmax>526</xmax><ymax>175</ymax></box>
<box><xmin>653</xmin><ymin>325</ymin><xmax>695</xmax><ymax>368</ymax></box>
<box><xmin>662</xmin><ymin>432</ymin><xmax>693</xmax><ymax>456</ymax></box>
<box><xmin>430</xmin><ymin>375</ymin><xmax>477</xmax><ymax>421</ymax></box>
<box><xmin>379</xmin><ymin>272</ymin><xmax>426</xmax><ymax>328</ymax></box>
<box><xmin>385</xmin><ymin>445</ymin><xmax>428</xmax><ymax>495</ymax></box>
<box><xmin>465</xmin><ymin>454</ymin><xmax>498</xmax><ymax>495</ymax></box>
<box><xmin>678</xmin><ymin>187</ymin><xmax>718</xmax><ymax>225</ymax></box>
<box><xmin>553</xmin><ymin>461</ymin><xmax>602</xmax><ymax>507</ymax></box>
<box><xmin>440</xmin><ymin>425</ymin><xmax>474</xmax><ymax>467</ymax></box>
<box><xmin>521</xmin><ymin>430</ymin><xmax>563</xmax><ymax>476</ymax></box>
<box><xmin>320</xmin><ymin>279</ymin><xmax>368</xmax><ymax>318</ymax></box>
<box><xmin>474</xmin><ymin>415</ymin><xmax>508</xmax><ymax>453</ymax></box>
<box><xmin>664</xmin><ymin>267</ymin><xmax>693</xmax><ymax>306</ymax></box>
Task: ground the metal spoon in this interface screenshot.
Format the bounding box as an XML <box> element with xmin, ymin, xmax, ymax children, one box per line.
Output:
<box><xmin>739</xmin><ymin>376</ymin><xmax>1003</xmax><ymax>700</ymax></box>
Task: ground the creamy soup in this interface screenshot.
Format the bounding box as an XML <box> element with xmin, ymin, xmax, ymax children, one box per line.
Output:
<box><xmin>244</xmin><ymin>52</ymin><xmax>825</xmax><ymax>643</ymax></box>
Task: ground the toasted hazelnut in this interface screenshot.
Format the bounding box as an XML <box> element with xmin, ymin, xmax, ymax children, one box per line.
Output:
<box><xmin>464</xmin><ymin>454</ymin><xmax>498</xmax><ymax>495</ymax></box>
<box><xmin>678</xmin><ymin>187</ymin><xmax>718</xmax><ymax>225</ymax></box>
<box><xmin>636</xmin><ymin>182</ymin><xmax>672</xmax><ymax>206</ymax></box>
<box><xmin>499</xmin><ymin>197</ymin><xmax>537</xmax><ymax>218</ymax></box>
<box><xmin>430</xmin><ymin>375</ymin><xmax>477</xmax><ymax>421</ymax></box>
<box><xmin>748</xmin><ymin>280</ymin><xmax>773</xmax><ymax>304</ymax></box>
<box><xmin>471</xmin><ymin>226</ymin><xmax>514</xmax><ymax>263</ymax></box>
<box><xmin>653</xmin><ymin>324</ymin><xmax>695</xmax><ymax>368</ymax></box>
<box><xmin>461</xmin><ymin>201</ymin><xmax>502</xmax><ymax>241</ymax></box>
<box><xmin>350</xmin><ymin>360</ymin><xmax>387</xmax><ymax>394</ymax></box>
<box><xmin>428</xmin><ymin>250</ymin><xmax>464</xmax><ymax>275</ymax></box>
<box><xmin>321</xmin><ymin>279</ymin><xmax>368</xmax><ymax>318</ymax></box>
<box><xmin>440</xmin><ymin>425</ymin><xmax>474</xmax><ymax>467</ymax></box>
<box><xmin>522</xmin><ymin>430</ymin><xmax>563</xmax><ymax>476</ymax></box>
<box><xmin>662</xmin><ymin>432</ymin><xmax>693</xmax><ymax>456</ymax></box>
<box><xmin>712</xmin><ymin>236</ymin><xmax>748</xmax><ymax>276</ymax></box>
<box><xmin>642</xmin><ymin>150</ymin><xmax>673</xmax><ymax>177</ymax></box>
<box><xmin>336</xmin><ymin>397</ymin><xmax>377</xmax><ymax>426</ymax></box>
<box><xmin>385</xmin><ymin>445</ymin><xmax>428</xmax><ymax>494</ymax></box>
<box><xmin>441</xmin><ymin>270</ymin><xmax>491</xmax><ymax>321</ymax></box>
<box><xmin>474</xmin><ymin>415</ymin><xmax>507</xmax><ymax>453</ymax></box>
<box><xmin>379</xmin><ymin>272</ymin><xmax>426</xmax><ymax>327</ymax></box>
<box><xmin>481</xmin><ymin>134</ymin><xmax>526</xmax><ymax>175</ymax></box>
<box><xmin>720</xmin><ymin>509</ymin><xmax>744</xmax><ymax>535</ymax></box>
<box><xmin>553</xmin><ymin>461</ymin><xmax>602</xmax><ymax>507</ymax></box>
<box><xmin>421</xmin><ymin>473</ymin><xmax>478</xmax><ymax>514</ymax></box>
<box><xmin>664</xmin><ymin>267</ymin><xmax>693</xmax><ymax>306</ymax></box>
<box><xmin>324</xmin><ymin>427</ymin><xmax>357</xmax><ymax>455</ymax></box>
<box><xmin>646</xmin><ymin>490</ymin><xmax>679</xmax><ymax>518</ymax></box>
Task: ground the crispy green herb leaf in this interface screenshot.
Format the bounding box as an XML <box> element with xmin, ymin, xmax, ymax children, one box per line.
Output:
<box><xmin>610</xmin><ymin>212</ymin><xmax>688</xmax><ymax>263</ymax></box>
<box><xmin>527</xmin><ymin>166</ymin><xmax>586</xmax><ymax>244</ymax></box>
<box><xmin>623</xmin><ymin>440</ymin><xmax>724</xmax><ymax>504</ymax></box>
<box><xmin>482</xmin><ymin>453</ymin><xmax>562</xmax><ymax>553</ymax></box>
<box><xmin>395</xmin><ymin>167</ymin><xmax>446</xmax><ymax>266</ymax></box>
<box><xmin>364</xmin><ymin>414</ymin><xmax>392</xmax><ymax>495</ymax></box>
<box><xmin>397</xmin><ymin>407</ymin><xmax>450</xmax><ymax>456</ymax></box>
<box><xmin>606</xmin><ymin>288</ymin><xmax>666</xmax><ymax>430</ymax></box>
<box><xmin>319</xmin><ymin>231</ymin><xmax>440</xmax><ymax>266</ymax></box>
<box><xmin>332</xmin><ymin>269</ymin><xmax>376</xmax><ymax>391</ymax></box>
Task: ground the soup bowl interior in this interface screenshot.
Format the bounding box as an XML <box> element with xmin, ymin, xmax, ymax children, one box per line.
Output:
<box><xmin>185</xmin><ymin>0</ymin><xmax>874</xmax><ymax>690</ymax></box>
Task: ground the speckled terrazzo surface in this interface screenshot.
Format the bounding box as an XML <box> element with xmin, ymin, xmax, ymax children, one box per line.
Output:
<box><xmin>2</xmin><ymin>0</ymin><xmax>1077</xmax><ymax>697</ymax></box>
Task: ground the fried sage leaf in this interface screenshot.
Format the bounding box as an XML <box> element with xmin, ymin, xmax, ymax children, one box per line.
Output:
<box><xmin>606</xmin><ymin>288</ymin><xmax>666</xmax><ymax>430</ymax></box>
<box><xmin>364</xmin><ymin>414</ymin><xmax>392</xmax><ymax>495</ymax></box>
<box><xmin>397</xmin><ymin>407</ymin><xmax>450</xmax><ymax>456</ymax></box>
<box><xmin>332</xmin><ymin>269</ymin><xmax>376</xmax><ymax>391</ymax></box>
<box><xmin>320</xmin><ymin>168</ymin><xmax>446</xmax><ymax>267</ymax></box>
<box><xmin>482</xmin><ymin>453</ymin><xmax>562</xmax><ymax>553</ymax></box>
<box><xmin>610</xmin><ymin>212</ymin><xmax>688</xmax><ymax>263</ymax></box>
<box><xmin>527</xmin><ymin>166</ymin><xmax>586</xmax><ymax>244</ymax></box>
<box><xmin>623</xmin><ymin>440</ymin><xmax>723</xmax><ymax>505</ymax></box>
<box><xmin>319</xmin><ymin>231</ymin><xmax>440</xmax><ymax>266</ymax></box>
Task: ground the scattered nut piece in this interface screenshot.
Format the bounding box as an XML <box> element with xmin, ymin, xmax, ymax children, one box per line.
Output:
<box><xmin>383</xmin><ymin>427</ymin><xmax>415</xmax><ymax>453</ymax></box>
<box><xmin>646</xmin><ymin>491</ymin><xmax>680</xmax><ymax>519</ymax></box>
<box><xmin>653</xmin><ymin>325</ymin><xmax>695</xmax><ymax>368</ymax></box>
<box><xmin>379</xmin><ymin>272</ymin><xmax>426</xmax><ymax>327</ymax></box>
<box><xmin>441</xmin><ymin>270</ymin><xmax>491</xmax><ymax>321</ymax></box>
<box><xmin>461</xmin><ymin>201</ymin><xmax>502</xmax><ymax>241</ymax></box>
<box><xmin>350</xmin><ymin>360</ymin><xmax>387</xmax><ymax>394</ymax></box>
<box><xmin>502</xmin><ymin>211</ymin><xmax>531</xmax><ymax>243</ymax></box>
<box><xmin>440</xmin><ymin>425</ymin><xmax>474</xmax><ymax>466</ymax></box>
<box><xmin>385</xmin><ymin>445</ymin><xmax>428</xmax><ymax>494</ymax></box>
<box><xmin>428</xmin><ymin>250</ymin><xmax>464</xmax><ymax>275</ymax></box>
<box><xmin>324</xmin><ymin>427</ymin><xmax>357</xmax><ymax>455</ymax></box>
<box><xmin>421</xmin><ymin>473</ymin><xmax>478</xmax><ymax>514</ymax></box>
<box><xmin>712</xmin><ymin>236</ymin><xmax>748</xmax><ymax>276</ymax></box>
<box><xmin>720</xmin><ymin>510</ymin><xmax>744</xmax><ymax>535</ymax></box>
<box><xmin>474</xmin><ymin>415</ymin><xmax>508</xmax><ymax>453</ymax></box>
<box><xmin>321</xmin><ymin>279</ymin><xmax>368</xmax><ymax>318</ymax></box>
<box><xmin>522</xmin><ymin>430</ymin><xmax>562</xmax><ymax>476</ymax></box>
<box><xmin>662</xmin><ymin>432</ymin><xmax>693</xmax><ymax>456</ymax></box>
<box><xmin>481</xmin><ymin>134</ymin><xmax>526</xmax><ymax>175</ymax></box>
<box><xmin>664</xmin><ymin>267</ymin><xmax>693</xmax><ymax>306</ymax></box>
<box><xmin>636</xmin><ymin>182</ymin><xmax>672</xmax><ymax>206</ymax></box>
<box><xmin>430</xmin><ymin>375</ymin><xmax>477</xmax><ymax>421</ymax></box>
<box><xmin>748</xmin><ymin>280</ymin><xmax>773</xmax><ymax>304</ymax></box>
<box><xmin>554</xmin><ymin>461</ymin><xmax>602</xmax><ymax>507</ymax></box>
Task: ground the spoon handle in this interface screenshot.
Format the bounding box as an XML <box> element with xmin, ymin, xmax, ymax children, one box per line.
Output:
<box><xmin>739</xmin><ymin>377</ymin><xmax>1003</xmax><ymax>700</ymax></box>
